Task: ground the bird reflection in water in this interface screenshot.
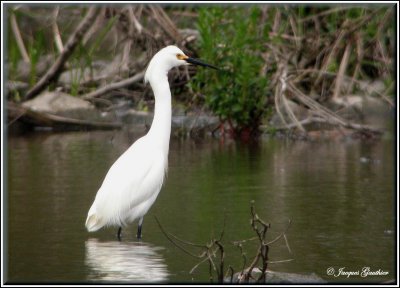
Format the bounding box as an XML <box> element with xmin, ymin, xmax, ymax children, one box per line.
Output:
<box><xmin>85</xmin><ymin>239</ymin><xmax>169</xmax><ymax>282</ymax></box>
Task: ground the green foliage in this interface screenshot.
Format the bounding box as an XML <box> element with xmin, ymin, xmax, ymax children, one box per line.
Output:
<box><xmin>192</xmin><ymin>5</ymin><xmax>394</xmax><ymax>139</ymax></box>
<box><xmin>192</xmin><ymin>6</ymin><xmax>270</xmax><ymax>138</ymax></box>
<box><xmin>27</xmin><ymin>29</ymin><xmax>46</xmax><ymax>87</ymax></box>
<box><xmin>88</xmin><ymin>15</ymin><xmax>118</xmax><ymax>57</ymax></box>
<box><xmin>7</xmin><ymin>16</ymin><xmax>20</xmax><ymax>78</ymax></box>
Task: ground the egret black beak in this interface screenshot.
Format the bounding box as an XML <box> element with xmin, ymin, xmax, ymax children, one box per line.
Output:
<box><xmin>186</xmin><ymin>57</ymin><xmax>219</xmax><ymax>70</ymax></box>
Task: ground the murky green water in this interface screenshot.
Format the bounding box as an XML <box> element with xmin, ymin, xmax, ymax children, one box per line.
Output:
<box><xmin>6</xmin><ymin>130</ymin><xmax>395</xmax><ymax>283</ymax></box>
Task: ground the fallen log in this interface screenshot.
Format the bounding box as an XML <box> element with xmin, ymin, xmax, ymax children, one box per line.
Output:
<box><xmin>7</xmin><ymin>101</ymin><xmax>122</xmax><ymax>131</ymax></box>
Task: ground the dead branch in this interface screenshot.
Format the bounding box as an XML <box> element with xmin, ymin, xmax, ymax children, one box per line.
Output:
<box><xmin>10</xmin><ymin>9</ymin><xmax>30</xmax><ymax>63</ymax></box>
<box><xmin>130</xmin><ymin>7</ymin><xmax>143</xmax><ymax>33</ymax></box>
<box><xmin>82</xmin><ymin>8</ymin><xmax>105</xmax><ymax>45</ymax></box>
<box><xmin>273</xmin><ymin>115</ymin><xmax>383</xmax><ymax>136</ymax></box>
<box><xmin>52</xmin><ymin>7</ymin><xmax>64</xmax><ymax>53</ymax></box>
<box><xmin>287</xmin><ymin>82</ymin><xmax>348</xmax><ymax>126</ymax></box>
<box><xmin>267</xmin><ymin>220</ymin><xmax>292</xmax><ymax>246</ymax></box>
<box><xmin>82</xmin><ymin>70</ymin><xmax>145</xmax><ymax>100</ymax></box>
<box><xmin>316</xmin><ymin>29</ymin><xmax>345</xmax><ymax>84</ymax></box>
<box><xmin>149</xmin><ymin>6</ymin><xmax>181</xmax><ymax>43</ymax></box>
<box><xmin>299</xmin><ymin>7</ymin><xmax>356</xmax><ymax>22</ymax></box>
<box><xmin>154</xmin><ymin>216</ymin><xmax>203</xmax><ymax>259</ymax></box>
<box><xmin>120</xmin><ymin>7</ymin><xmax>136</xmax><ymax>71</ymax></box>
<box><xmin>156</xmin><ymin>201</ymin><xmax>293</xmax><ymax>283</ymax></box>
<box><xmin>24</xmin><ymin>7</ymin><xmax>99</xmax><ymax>100</ymax></box>
<box><xmin>283</xmin><ymin>234</ymin><xmax>292</xmax><ymax>254</ymax></box>
<box><xmin>275</xmin><ymin>65</ymin><xmax>306</xmax><ymax>132</ymax></box>
<box><xmin>333</xmin><ymin>43</ymin><xmax>351</xmax><ymax>100</ymax></box>
<box><xmin>215</xmin><ymin>240</ymin><xmax>224</xmax><ymax>282</ymax></box>
<box><xmin>189</xmin><ymin>255</ymin><xmax>212</xmax><ymax>275</ymax></box>
<box><xmin>225</xmin><ymin>266</ymin><xmax>235</xmax><ymax>283</ymax></box>
<box><xmin>240</xmin><ymin>201</ymin><xmax>271</xmax><ymax>283</ymax></box>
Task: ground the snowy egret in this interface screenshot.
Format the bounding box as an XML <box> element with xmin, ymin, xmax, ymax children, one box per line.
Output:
<box><xmin>85</xmin><ymin>45</ymin><xmax>217</xmax><ymax>240</ymax></box>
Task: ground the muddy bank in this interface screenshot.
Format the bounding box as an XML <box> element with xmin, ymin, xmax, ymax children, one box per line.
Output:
<box><xmin>8</xmin><ymin>87</ymin><xmax>392</xmax><ymax>142</ymax></box>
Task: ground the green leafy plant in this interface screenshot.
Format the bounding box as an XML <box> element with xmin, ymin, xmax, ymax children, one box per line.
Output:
<box><xmin>193</xmin><ymin>6</ymin><xmax>271</xmax><ymax>140</ymax></box>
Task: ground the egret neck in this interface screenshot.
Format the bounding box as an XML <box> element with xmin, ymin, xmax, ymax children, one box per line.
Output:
<box><xmin>146</xmin><ymin>73</ymin><xmax>172</xmax><ymax>157</ymax></box>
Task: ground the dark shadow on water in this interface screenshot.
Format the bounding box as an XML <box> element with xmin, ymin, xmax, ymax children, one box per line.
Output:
<box><xmin>85</xmin><ymin>238</ymin><xmax>169</xmax><ymax>283</ymax></box>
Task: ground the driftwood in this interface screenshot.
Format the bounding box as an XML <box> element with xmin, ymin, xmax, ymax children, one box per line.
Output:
<box><xmin>24</xmin><ymin>7</ymin><xmax>99</xmax><ymax>100</ymax></box>
<box><xmin>7</xmin><ymin>101</ymin><xmax>121</xmax><ymax>131</ymax></box>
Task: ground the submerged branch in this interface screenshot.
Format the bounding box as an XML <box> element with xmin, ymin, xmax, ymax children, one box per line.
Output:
<box><xmin>154</xmin><ymin>216</ymin><xmax>203</xmax><ymax>258</ymax></box>
<box><xmin>156</xmin><ymin>201</ymin><xmax>293</xmax><ymax>283</ymax></box>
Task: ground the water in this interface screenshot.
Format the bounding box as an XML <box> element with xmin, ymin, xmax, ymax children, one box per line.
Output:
<box><xmin>6</xmin><ymin>130</ymin><xmax>395</xmax><ymax>283</ymax></box>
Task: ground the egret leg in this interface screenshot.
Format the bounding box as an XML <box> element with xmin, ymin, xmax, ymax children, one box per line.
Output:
<box><xmin>137</xmin><ymin>218</ymin><xmax>143</xmax><ymax>239</ymax></box>
<box><xmin>117</xmin><ymin>226</ymin><xmax>122</xmax><ymax>241</ymax></box>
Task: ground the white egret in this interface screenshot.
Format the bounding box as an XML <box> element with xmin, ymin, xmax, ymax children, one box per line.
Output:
<box><xmin>85</xmin><ymin>45</ymin><xmax>217</xmax><ymax>240</ymax></box>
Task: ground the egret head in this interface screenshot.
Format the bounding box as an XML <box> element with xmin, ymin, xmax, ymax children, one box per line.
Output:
<box><xmin>145</xmin><ymin>45</ymin><xmax>217</xmax><ymax>83</ymax></box>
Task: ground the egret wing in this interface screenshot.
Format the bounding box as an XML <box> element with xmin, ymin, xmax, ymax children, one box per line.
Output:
<box><xmin>91</xmin><ymin>138</ymin><xmax>166</xmax><ymax>226</ymax></box>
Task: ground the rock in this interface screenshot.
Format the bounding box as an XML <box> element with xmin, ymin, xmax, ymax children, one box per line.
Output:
<box><xmin>22</xmin><ymin>91</ymin><xmax>95</xmax><ymax>113</ymax></box>
<box><xmin>20</xmin><ymin>91</ymin><xmax>119</xmax><ymax>126</ymax></box>
<box><xmin>59</xmin><ymin>67</ymin><xmax>95</xmax><ymax>86</ymax></box>
<box><xmin>7</xmin><ymin>81</ymin><xmax>30</xmax><ymax>100</ymax></box>
<box><xmin>122</xmin><ymin>108</ymin><xmax>219</xmax><ymax>134</ymax></box>
<box><xmin>122</xmin><ymin>109</ymin><xmax>154</xmax><ymax>126</ymax></box>
<box><xmin>22</xmin><ymin>91</ymin><xmax>113</xmax><ymax>122</ymax></box>
<box><xmin>331</xmin><ymin>95</ymin><xmax>363</xmax><ymax>111</ymax></box>
<box><xmin>15</xmin><ymin>55</ymin><xmax>54</xmax><ymax>82</ymax></box>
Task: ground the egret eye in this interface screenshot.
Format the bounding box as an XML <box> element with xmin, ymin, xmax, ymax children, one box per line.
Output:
<box><xmin>176</xmin><ymin>53</ymin><xmax>186</xmax><ymax>60</ymax></box>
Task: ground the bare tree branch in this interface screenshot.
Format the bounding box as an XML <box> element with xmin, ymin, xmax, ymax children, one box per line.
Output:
<box><xmin>10</xmin><ymin>9</ymin><xmax>30</xmax><ymax>63</ymax></box>
<box><xmin>52</xmin><ymin>7</ymin><xmax>64</xmax><ymax>53</ymax></box>
<box><xmin>25</xmin><ymin>7</ymin><xmax>99</xmax><ymax>100</ymax></box>
<box><xmin>82</xmin><ymin>71</ymin><xmax>145</xmax><ymax>100</ymax></box>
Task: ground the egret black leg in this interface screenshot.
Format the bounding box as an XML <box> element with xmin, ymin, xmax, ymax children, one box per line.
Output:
<box><xmin>117</xmin><ymin>226</ymin><xmax>122</xmax><ymax>241</ymax></box>
<box><xmin>137</xmin><ymin>225</ymin><xmax>142</xmax><ymax>239</ymax></box>
<box><xmin>137</xmin><ymin>217</ymin><xmax>143</xmax><ymax>239</ymax></box>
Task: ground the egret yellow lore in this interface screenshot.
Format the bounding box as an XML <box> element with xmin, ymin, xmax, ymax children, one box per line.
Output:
<box><xmin>85</xmin><ymin>46</ymin><xmax>217</xmax><ymax>240</ymax></box>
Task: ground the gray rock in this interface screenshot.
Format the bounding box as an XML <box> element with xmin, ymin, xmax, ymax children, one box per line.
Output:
<box><xmin>21</xmin><ymin>91</ymin><xmax>117</xmax><ymax>123</ymax></box>
<box><xmin>22</xmin><ymin>91</ymin><xmax>95</xmax><ymax>113</ymax></box>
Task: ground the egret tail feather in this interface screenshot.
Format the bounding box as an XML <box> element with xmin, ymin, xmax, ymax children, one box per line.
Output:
<box><xmin>85</xmin><ymin>213</ymin><xmax>103</xmax><ymax>232</ymax></box>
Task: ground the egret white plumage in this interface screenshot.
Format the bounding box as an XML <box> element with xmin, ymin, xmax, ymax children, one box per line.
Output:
<box><xmin>85</xmin><ymin>45</ymin><xmax>217</xmax><ymax>240</ymax></box>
